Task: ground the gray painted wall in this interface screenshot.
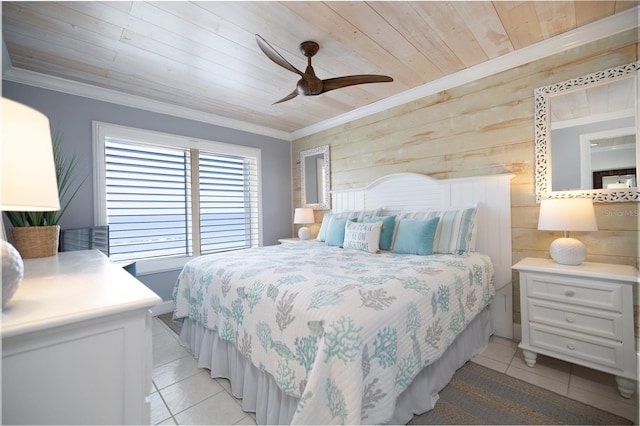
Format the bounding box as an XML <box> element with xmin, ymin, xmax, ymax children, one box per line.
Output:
<box><xmin>3</xmin><ymin>81</ymin><xmax>293</xmax><ymax>301</ymax></box>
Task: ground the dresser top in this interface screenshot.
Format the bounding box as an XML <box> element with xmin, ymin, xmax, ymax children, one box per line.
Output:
<box><xmin>513</xmin><ymin>257</ymin><xmax>639</xmax><ymax>283</ymax></box>
<box><xmin>1</xmin><ymin>250</ymin><xmax>161</xmax><ymax>338</ymax></box>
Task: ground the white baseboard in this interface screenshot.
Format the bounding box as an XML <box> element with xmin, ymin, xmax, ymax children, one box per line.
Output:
<box><xmin>150</xmin><ymin>300</ymin><xmax>174</xmax><ymax>316</ymax></box>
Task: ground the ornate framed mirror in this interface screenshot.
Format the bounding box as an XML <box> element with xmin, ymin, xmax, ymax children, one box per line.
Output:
<box><xmin>301</xmin><ymin>145</ymin><xmax>330</xmax><ymax>210</ymax></box>
<box><xmin>534</xmin><ymin>61</ymin><xmax>639</xmax><ymax>202</ymax></box>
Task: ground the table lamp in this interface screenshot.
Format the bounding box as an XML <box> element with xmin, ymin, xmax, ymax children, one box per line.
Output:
<box><xmin>537</xmin><ymin>198</ymin><xmax>597</xmax><ymax>265</ymax></box>
<box><xmin>1</xmin><ymin>98</ymin><xmax>60</xmax><ymax>308</ymax></box>
<box><xmin>293</xmin><ymin>207</ymin><xmax>314</xmax><ymax>240</ymax></box>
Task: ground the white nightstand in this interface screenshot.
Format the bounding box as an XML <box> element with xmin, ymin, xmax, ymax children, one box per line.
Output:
<box><xmin>278</xmin><ymin>237</ymin><xmax>303</xmax><ymax>243</ymax></box>
<box><xmin>513</xmin><ymin>257</ymin><xmax>638</xmax><ymax>398</ymax></box>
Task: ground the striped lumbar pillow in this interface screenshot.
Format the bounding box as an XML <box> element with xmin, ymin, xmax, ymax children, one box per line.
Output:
<box><xmin>427</xmin><ymin>207</ymin><xmax>478</xmax><ymax>254</ymax></box>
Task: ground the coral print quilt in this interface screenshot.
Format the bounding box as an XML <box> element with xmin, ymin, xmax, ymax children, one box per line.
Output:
<box><xmin>173</xmin><ymin>241</ymin><xmax>495</xmax><ymax>425</ymax></box>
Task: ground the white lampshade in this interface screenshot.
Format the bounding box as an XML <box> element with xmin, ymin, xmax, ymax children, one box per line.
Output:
<box><xmin>538</xmin><ymin>198</ymin><xmax>597</xmax><ymax>265</ymax></box>
<box><xmin>293</xmin><ymin>207</ymin><xmax>314</xmax><ymax>225</ymax></box>
<box><xmin>1</xmin><ymin>98</ymin><xmax>60</xmax><ymax>309</ymax></box>
<box><xmin>538</xmin><ymin>198</ymin><xmax>598</xmax><ymax>232</ymax></box>
<box><xmin>1</xmin><ymin>98</ymin><xmax>60</xmax><ymax>211</ymax></box>
<box><xmin>293</xmin><ymin>207</ymin><xmax>314</xmax><ymax>240</ymax></box>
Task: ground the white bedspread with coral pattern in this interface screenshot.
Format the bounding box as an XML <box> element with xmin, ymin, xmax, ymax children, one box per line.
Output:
<box><xmin>173</xmin><ymin>241</ymin><xmax>494</xmax><ymax>424</ymax></box>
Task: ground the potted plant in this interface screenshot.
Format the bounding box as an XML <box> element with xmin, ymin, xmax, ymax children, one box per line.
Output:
<box><xmin>4</xmin><ymin>132</ymin><xmax>87</xmax><ymax>258</ymax></box>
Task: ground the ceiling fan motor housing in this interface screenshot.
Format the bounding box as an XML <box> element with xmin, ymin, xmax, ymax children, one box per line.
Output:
<box><xmin>299</xmin><ymin>41</ymin><xmax>320</xmax><ymax>57</ymax></box>
<box><xmin>297</xmin><ymin>78</ymin><xmax>324</xmax><ymax>96</ymax></box>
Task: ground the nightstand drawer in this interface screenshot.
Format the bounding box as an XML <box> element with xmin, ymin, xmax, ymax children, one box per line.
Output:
<box><xmin>525</xmin><ymin>273</ymin><xmax>622</xmax><ymax>312</ymax></box>
<box><xmin>528</xmin><ymin>299</ymin><xmax>622</xmax><ymax>340</ymax></box>
<box><xmin>529</xmin><ymin>324</ymin><xmax>623</xmax><ymax>370</ymax></box>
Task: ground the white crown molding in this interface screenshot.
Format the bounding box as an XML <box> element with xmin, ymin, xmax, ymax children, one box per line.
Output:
<box><xmin>3</xmin><ymin>6</ymin><xmax>637</xmax><ymax>142</ymax></box>
<box><xmin>292</xmin><ymin>6</ymin><xmax>639</xmax><ymax>140</ymax></box>
<box><xmin>2</xmin><ymin>67</ymin><xmax>292</xmax><ymax>142</ymax></box>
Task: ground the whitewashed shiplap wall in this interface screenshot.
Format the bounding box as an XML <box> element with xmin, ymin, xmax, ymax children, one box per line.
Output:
<box><xmin>291</xmin><ymin>30</ymin><xmax>639</xmax><ymax>334</ymax></box>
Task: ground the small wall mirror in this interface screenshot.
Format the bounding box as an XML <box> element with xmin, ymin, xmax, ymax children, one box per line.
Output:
<box><xmin>534</xmin><ymin>61</ymin><xmax>639</xmax><ymax>202</ymax></box>
<box><xmin>301</xmin><ymin>145</ymin><xmax>330</xmax><ymax>210</ymax></box>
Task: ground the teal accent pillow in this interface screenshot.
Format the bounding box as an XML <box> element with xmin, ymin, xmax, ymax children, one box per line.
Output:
<box><xmin>325</xmin><ymin>217</ymin><xmax>348</xmax><ymax>246</ymax></box>
<box><xmin>363</xmin><ymin>215</ymin><xmax>396</xmax><ymax>250</ymax></box>
<box><xmin>392</xmin><ymin>217</ymin><xmax>440</xmax><ymax>255</ymax></box>
<box><xmin>317</xmin><ymin>210</ymin><xmax>381</xmax><ymax>242</ymax></box>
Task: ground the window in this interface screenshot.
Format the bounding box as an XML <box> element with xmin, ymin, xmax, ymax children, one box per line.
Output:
<box><xmin>94</xmin><ymin>122</ymin><xmax>261</xmax><ymax>274</ymax></box>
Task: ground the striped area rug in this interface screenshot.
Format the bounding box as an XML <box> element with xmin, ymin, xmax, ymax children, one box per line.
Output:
<box><xmin>158</xmin><ymin>312</ymin><xmax>183</xmax><ymax>336</ymax></box>
<box><xmin>158</xmin><ymin>314</ymin><xmax>632</xmax><ymax>425</ymax></box>
<box><xmin>411</xmin><ymin>361</ymin><xmax>632</xmax><ymax>425</ymax></box>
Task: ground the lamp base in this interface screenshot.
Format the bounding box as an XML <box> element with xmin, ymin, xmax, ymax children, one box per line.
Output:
<box><xmin>550</xmin><ymin>237</ymin><xmax>586</xmax><ymax>265</ymax></box>
<box><xmin>298</xmin><ymin>226</ymin><xmax>311</xmax><ymax>240</ymax></box>
<box><xmin>2</xmin><ymin>240</ymin><xmax>24</xmax><ymax>309</ymax></box>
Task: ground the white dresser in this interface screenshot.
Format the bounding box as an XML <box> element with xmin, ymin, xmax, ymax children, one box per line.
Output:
<box><xmin>513</xmin><ymin>257</ymin><xmax>638</xmax><ymax>398</ymax></box>
<box><xmin>1</xmin><ymin>250</ymin><xmax>162</xmax><ymax>424</ymax></box>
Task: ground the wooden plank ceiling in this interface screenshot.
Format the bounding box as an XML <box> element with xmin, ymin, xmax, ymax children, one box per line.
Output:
<box><xmin>2</xmin><ymin>1</ymin><xmax>636</xmax><ymax>135</ymax></box>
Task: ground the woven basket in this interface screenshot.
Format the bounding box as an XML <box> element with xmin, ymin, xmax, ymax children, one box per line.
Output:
<box><xmin>11</xmin><ymin>225</ymin><xmax>60</xmax><ymax>259</ymax></box>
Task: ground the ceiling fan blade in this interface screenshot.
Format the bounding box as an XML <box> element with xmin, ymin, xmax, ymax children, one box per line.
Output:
<box><xmin>255</xmin><ymin>34</ymin><xmax>304</xmax><ymax>77</ymax></box>
<box><xmin>321</xmin><ymin>75</ymin><xmax>393</xmax><ymax>93</ymax></box>
<box><xmin>273</xmin><ymin>89</ymin><xmax>299</xmax><ymax>105</ymax></box>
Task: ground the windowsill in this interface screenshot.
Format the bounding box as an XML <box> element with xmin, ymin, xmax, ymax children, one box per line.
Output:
<box><xmin>114</xmin><ymin>245</ymin><xmax>261</xmax><ymax>276</ymax></box>
<box><xmin>116</xmin><ymin>256</ymin><xmax>192</xmax><ymax>276</ymax></box>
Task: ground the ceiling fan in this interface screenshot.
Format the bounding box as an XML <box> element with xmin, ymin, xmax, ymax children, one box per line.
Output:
<box><xmin>255</xmin><ymin>34</ymin><xmax>394</xmax><ymax>104</ymax></box>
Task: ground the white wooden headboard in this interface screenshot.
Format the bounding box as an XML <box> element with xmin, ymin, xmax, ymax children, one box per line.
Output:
<box><xmin>331</xmin><ymin>172</ymin><xmax>514</xmax><ymax>288</ymax></box>
<box><xmin>332</xmin><ymin>172</ymin><xmax>515</xmax><ymax>338</ymax></box>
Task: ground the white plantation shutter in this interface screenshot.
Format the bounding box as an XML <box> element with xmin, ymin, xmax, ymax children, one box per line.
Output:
<box><xmin>96</xmin><ymin>123</ymin><xmax>261</xmax><ymax>268</ymax></box>
<box><xmin>105</xmin><ymin>140</ymin><xmax>193</xmax><ymax>262</ymax></box>
<box><xmin>198</xmin><ymin>152</ymin><xmax>259</xmax><ymax>254</ymax></box>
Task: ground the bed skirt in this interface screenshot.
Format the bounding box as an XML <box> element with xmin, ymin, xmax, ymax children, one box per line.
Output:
<box><xmin>179</xmin><ymin>306</ymin><xmax>492</xmax><ymax>425</ymax></box>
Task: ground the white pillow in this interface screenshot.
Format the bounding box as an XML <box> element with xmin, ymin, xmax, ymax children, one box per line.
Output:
<box><xmin>342</xmin><ymin>221</ymin><xmax>383</xmax><ymax>253</ymax></box>
<box><xmin>429</xmin><ymin>207</ymin><xmax>478</xmax><ymax>254</ymax></box>
<box><xmin>316</xmin><ymin>213</ymin><xmax>333</xmax><ymax>242</ymax></box>
<box><xmin>333</xmin><ymin>209</ymin><xmax>383</xmax><ymax>222</ymax></box>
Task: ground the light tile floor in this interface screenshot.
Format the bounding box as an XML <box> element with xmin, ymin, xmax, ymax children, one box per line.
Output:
<box><xmin>151</xmin><ymin>317</ymin><xmax>639</xmax><ymax>425</ymax></box>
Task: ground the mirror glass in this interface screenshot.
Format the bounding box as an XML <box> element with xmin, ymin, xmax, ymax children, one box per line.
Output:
<box><xmin>534</xmin><ymin>61</ymin><xmax>640</xmax><ymax>202</ymax></box>
<box><xmin>301</xmin><ymin>145</ymin><xmax>330</xmax><ymax>210</ymax></box>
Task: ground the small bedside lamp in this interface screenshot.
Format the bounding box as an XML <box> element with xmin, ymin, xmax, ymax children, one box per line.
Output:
<box><xmin>293</xmin><ymin>207</ymin><xmax>314</xmax><ymax>240</ymax></box>
<box><xmin>1</xmin><ymin>98</ymin><xmax>60</xmax><ymax>308</ymax></box>
<box><xmin>537</xmin><ymin>198</ymin><xmax>597</xmax><ymax>266</ymax></box>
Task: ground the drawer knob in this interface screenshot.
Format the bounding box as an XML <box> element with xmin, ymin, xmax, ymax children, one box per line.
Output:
<box><xmin>564</xmin><ymin>289</ymin><xmax>576</xmax><ymax>297</ymax></box>
<box><xmin>565</xmin><ymin>315</ymin><xmax>575</xmax><ymax>323</ymax></box>
<box><xmin>567</xmin><ymin>342</ymin><xmax>576</xmax><ymax>350</ymax></box>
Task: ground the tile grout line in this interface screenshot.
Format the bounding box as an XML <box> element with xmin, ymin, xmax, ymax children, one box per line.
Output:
<box><xmin>155</xmin><ymin>382</ymin><xmax>179</xmax><ymax>425</ymax></box>
<box><xmin>566</xmin><ymin>363</ymin><xmax>574</xmax><ymax>398</ymax></box>
<box><xmin>152</xmin><ymin>318</ymin><xmax>256</xmax><ymax>425</ymax></box>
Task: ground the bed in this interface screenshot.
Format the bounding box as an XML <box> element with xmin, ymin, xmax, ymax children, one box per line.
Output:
<box><xmin>173</xmin><ymin>172</ymin><xmax>514</xmax><ymax>424</ymax></box>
